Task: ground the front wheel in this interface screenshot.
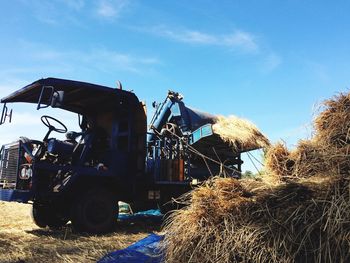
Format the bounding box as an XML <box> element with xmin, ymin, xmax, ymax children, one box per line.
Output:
<box><xmin>32</xmin><ymin>201</ymin><xmax>68</xmax><ymax>228</ymax></box>
<box><xmin>71</xmin><ymin>188</ymin><xmax>118</xmax><ymax>234</ymax></box>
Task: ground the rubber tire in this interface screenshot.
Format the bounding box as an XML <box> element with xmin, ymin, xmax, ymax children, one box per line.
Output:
<box><xmin>71</xmin><ymin>188</ymin><xmax>118</xmax><ymax>234</ymax></box>
<box><xmin>32</xmin><ymin>201</ymin><xmax>68</xmax><ymax>228</ymax></box>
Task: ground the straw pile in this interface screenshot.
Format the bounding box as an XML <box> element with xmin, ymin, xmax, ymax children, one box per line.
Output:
<box><xmin>264</xmin><ymin>141</ymin><xmax>294</xmax><ymax>179</ymax></box>
<box><xmin>314</xmin><ymin>92</ymin><xmax>350</xmax><ymax>147</ymax></box>
<box><xmin>266</xmin><ymin>92</ymin><xmax>350</xmax><ymax>181</ymax></box>
<box><xmin>161</xmin><ymin>91</ymin><xmax>350</xmax><ymax>263</ymax></box>
<box><xmin>212</xmin><ymin>115</ymin><xmax>270</xmax><ymax>152</ymax></box>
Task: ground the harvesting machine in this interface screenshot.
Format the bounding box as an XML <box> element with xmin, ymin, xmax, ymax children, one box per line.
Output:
<box><xmin>0</xmin><ymin>78</ymin><xmax>247</xmax><ymax>233</ymax></box>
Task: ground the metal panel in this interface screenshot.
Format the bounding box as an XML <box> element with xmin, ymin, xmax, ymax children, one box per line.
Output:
<box><xmin>0</xmin><ymin>189</ymin><xmax>31</xmax><ymax>203</ymax></box>
<box><xmin>0</xmin><ymin>142</ymin><xmax>20</xmax><ymax>188</ymax></box>
<box><xmin>190</xmin><ymin>124</ymin><xmax>214</xmax><ymax>145</ymax></box>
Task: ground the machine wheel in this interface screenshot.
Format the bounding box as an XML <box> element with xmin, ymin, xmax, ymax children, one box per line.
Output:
<box><xmin>71</xmin><ymin>188</ymin><xmax>118</xmax><ymax>234</ymax></box>
<box><xmin>32</xmin><ymin>201</ymin><xmax>68</xmax><ymax>228</ymax></box>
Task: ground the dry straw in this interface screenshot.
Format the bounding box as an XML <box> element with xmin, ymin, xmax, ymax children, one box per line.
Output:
<box><xmin>161</xmin><ymin>176</ymin><xmax>350</xmax><ymax>263</ymax></box>
<box><xmin>0</xmin><ymin>201</ymin><xmax>154</xmax><ymax>263</ymax></box>
<box><xmin>314</xmin><ymin>92</ymin><xmax>350</xmax><ymax>148</ymax></box>
<box><xmin>161</xmin><ymin>91</ymin><xmax>350</xmax><ymax>263</ymax></box>
<box><xmin>212</xmin><ymin>115</ymin><xmax>270</xmax><ymax>152</ymax></box>
<box><xmin>264</xmin><ymin>141</ymin><xmax>294</xmax><ymax>180</ymax></box>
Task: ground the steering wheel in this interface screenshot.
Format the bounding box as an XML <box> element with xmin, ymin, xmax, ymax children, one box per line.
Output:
<box><xmin>41</xmin><ymin>115</ymin><xmax>68</xmax><ymax>134</ymax></box>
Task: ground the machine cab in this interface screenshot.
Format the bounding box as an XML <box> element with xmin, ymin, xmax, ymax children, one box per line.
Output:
<box><xmin>0</xmin><ymin>78</ymin><xmax>146</xmax><ymax>199</ymax></box>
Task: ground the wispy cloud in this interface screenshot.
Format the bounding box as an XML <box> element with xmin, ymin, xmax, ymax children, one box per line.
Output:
<box><xmin>158</xmin><ymin>28</ymin><xmax>216</xmax><ymax>44</ymax></box>
<box><xmin>24</xmin><ymin>0</ymin><xmax>128</xmax><ymax>25</ymax></box>
<box><xmin>29</xmin><ymin>1</ymin><xmax>60</xmax><ymax>25</ymax></box>
<box><xmin>137</xmin><ymin>24</ymin><xmax>282</xmax><ymax>72</ymax></box>
<box><xmin>150</xmin><ymin>26</ymin><xmax>259</xmax><ymax>53</ymax></box>
<box><xmin>260</xmin><ymin>53</ymin><xmax>282</xmax><ymax>73</ymax></box>
<box><xmin>96</xmin><ymin>0</ymin><xmax>129</xmax><ymax>19</ymax></box>
<box><xmin>0</xmin><ymin>111</ymin><xmax>79</xmax><ymax>146</ymax></box>
<box><xmin>0</xmin><ymin>41</ymin><xmax>160</xmax><ymax>77</ymax></box>
<box><xmin>222</xmin><ymin>31</ymin><xmax>258</xmax><ymax>52</ymax></box>
<box><xmin>79</xmin><ymin>47</ymin><xmax>160</xmax><ymax>73</ymax></box>
<box><xmin>26</xmin><ymin>0</ymin><xmax>84</xmax><ymax>26</ymax></box>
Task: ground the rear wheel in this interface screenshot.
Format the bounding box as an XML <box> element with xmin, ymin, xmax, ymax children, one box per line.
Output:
<box><xmin>71</xmin><ymin>188</ymin><xmax>118</xmax><ymax>234</ymax></box>
<box><xmin>32</xmin><ymin>201</ymin><xmax>68</xmax><ymax>228</ymax></box>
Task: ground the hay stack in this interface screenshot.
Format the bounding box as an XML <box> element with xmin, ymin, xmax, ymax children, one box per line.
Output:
<box><xmin>265</xmin><ymin>92</ymin><xmax>350</xmax><ymax>181</ymax></box>
<box><xmin>265</xmin><ymin>139</ymin><xmax>330</xmax><ymax>181</ymax></box>
<box><xmin>212</xmin><ymin>115</ymin><xmax>270</xmax><ymax>152</ymax></box>
<box><xmin>163</xmin><ymin>177</ymin><xmax>350</xmax><ymax>262</ymax></box>
<box><xmin>290</xmin><ymin>140</ymin><xmax>330</xmax><ymax>178</ymax></box>
<box><xmin>264</xmin><ymin>141</ymin><xmax>294</xmax><ymax>179</ymax></box>
<box><xmin>314</xmin><ymin>92</ymin><xmax>350</xmax><ymax>147</ymax></box>
<box><xmin>161</xmin><ymin>90</ymin><xmax>350</xmax><ymax>263</ymax></box>
<box><xmin>313</xmin><ymin>92</ymin><xmax>350</xmax><ymax>175</ymax></box>
<box><xmin>161</xmin><ymin>176</ymin><xmax>350</xmax><ymax>263</ymax></box>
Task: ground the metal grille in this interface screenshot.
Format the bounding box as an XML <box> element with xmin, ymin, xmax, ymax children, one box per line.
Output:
<box><xmin>0</xmin><ymin>142</ymin><xmax>20</xmax><ymax>186</ymax></box>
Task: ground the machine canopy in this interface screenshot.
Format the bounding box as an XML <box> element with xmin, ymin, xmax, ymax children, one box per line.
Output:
<box><xmin>0</xmin><ymin>77</ymin><xmax>139</xmax><ymax>115</ymax></box>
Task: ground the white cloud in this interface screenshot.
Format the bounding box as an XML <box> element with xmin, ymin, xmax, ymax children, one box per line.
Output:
<box><xmin>81</xmin><ymin>48</ymin><xmax>160</xmax><ymax>73</ymax></box>
<box><xmin>0</xmin><ymin>41</ymin><xmax>159</xmax><ymax>76</ymax></box>
<box><xmin>158</xmin><ymin>28</ymin><xmax>216</xmax><ymax>44</ymax></box>
<box><xmin>24</xmin><ymin>0</ymin><xmax>127</xmax><ymax>26</ymax></box>
<box><xmin>261</xmin><ymin>53</ymin><xmax>282</xmax><ymax>73</ymax></box>
<box><xmin>0</xmin><ymin>41</ymin><xmax>159</xmax><ymax>146</ymax></box>
<box><xmin>25</xmin><ymin>0</ymin><xmax>79</xmax><ymax>26</ymax></box>
<box><xmin>0</xmin><ymin>112</ymin><xmax>45</xmax><ymax>146</ymax></box>
<box><xmin>0</xmin><ymin>110</ymin><xmax>79</xmax><ymax>147</ymax></box>
<box><xmin>7</xmin><ymin>112</ymin><xmax>42</xmax><ymax>126</ymax></box>
<box><xmin>222</xmin><ymin>31</ymin><xmax>258</xmax><ymax>52</ymax></box>
<box><xmin>96</xmin><ymin>0</ymin><xmax>128</xmax><ymax>19</ymax></box>
<box><xmin>150</xmin><ymin>26</ymin><xmax>259</xmax><ymax>53</ymax></box>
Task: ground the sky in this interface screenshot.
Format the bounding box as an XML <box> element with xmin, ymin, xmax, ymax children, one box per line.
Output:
<box><xmin>0</xmin><ymin>0</ymin><xmax>350</xmax><ymax>172</ymax></box>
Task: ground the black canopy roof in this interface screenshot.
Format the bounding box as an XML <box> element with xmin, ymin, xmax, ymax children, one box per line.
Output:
<box><xmin>1</xmin><ymin>78</ymin><xmax>140</xmax><ymax>115</ymax></box>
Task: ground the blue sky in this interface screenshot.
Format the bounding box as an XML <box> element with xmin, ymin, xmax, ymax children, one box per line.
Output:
<box><xmin>1</xmin><ymin>0</ymin><xmax>350</xmax><ymax>171</ymax></box>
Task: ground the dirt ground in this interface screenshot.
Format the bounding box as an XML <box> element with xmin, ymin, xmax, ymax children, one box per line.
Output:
<box><xmin>0</xmin><ymin>201</ymin><xmax>161</xmax><ymax>263</ymax></box>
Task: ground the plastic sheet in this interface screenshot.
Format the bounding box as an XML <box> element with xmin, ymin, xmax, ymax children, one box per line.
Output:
<box><xmin>118</xmin><ymin>209</ymin><xmax>163</xmax><ymax>223</ymax></box>
<box><xmin>98</xmin><ymin>233</ymin><xmax>163</xmax><ymax>263</ymax></box>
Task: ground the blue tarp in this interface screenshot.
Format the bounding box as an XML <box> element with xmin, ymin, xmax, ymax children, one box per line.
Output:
<box><xmin>118</xmin><ymin>209</ymin><xmax>163</xmax><ymax>222</ymax></box>
<box><xmin>98</xmin><ymin>233</ymin><xmax>163</xmax><ymax>263</ymax></box>
<box><xmin>98</xmin><ymin>210</ymin><xmax>164</xmax><ymax>262</ymax></box>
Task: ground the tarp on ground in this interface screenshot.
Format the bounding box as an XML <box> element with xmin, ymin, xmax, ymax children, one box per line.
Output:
<box><xmin>98</xmin><ymin>233</ymin><xmax>163</xmax><ymax>263</ymax></box>
<box><xmin>118</xmin><ymin>209</ymin><xmax>163</xmax><ymax>223</ymax></box>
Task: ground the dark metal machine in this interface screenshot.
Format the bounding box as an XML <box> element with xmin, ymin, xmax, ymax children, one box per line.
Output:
<box><xmin>146</xmin><ymin>90</ymin><xmax>242</xmax><ymax>182</ymax></box>
<box><xmin>0</xmin><ymin>78</ymin><xmax>242</xmax><ymax>233</ymax></box>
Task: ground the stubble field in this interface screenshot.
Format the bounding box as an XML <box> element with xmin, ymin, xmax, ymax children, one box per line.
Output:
<box><xmin>0</xmin><ymin>201</ymin><xmax>159</xmax><ymax>263</ymax></box>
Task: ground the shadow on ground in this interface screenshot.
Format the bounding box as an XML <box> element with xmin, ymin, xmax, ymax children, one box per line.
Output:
<box><xmin>26</xmin><ymin>220</ymin><xmax>162</xmax><ymax>239</ymax></box>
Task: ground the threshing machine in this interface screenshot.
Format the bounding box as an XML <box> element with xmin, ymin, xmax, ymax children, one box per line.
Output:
<box><xmin>0</xmin><ymin>78</ymin><xmax>242</xmax><ymax>233</ymax></box>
